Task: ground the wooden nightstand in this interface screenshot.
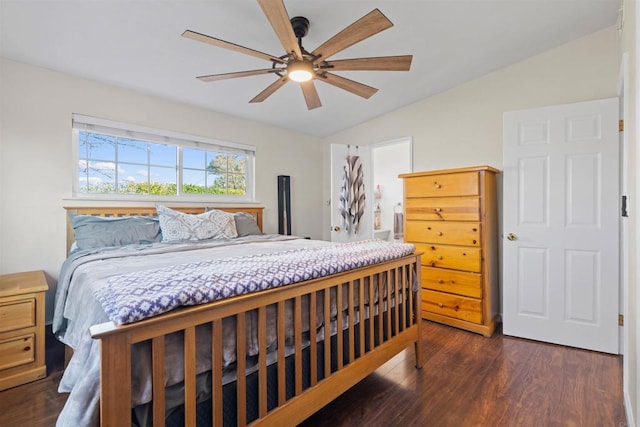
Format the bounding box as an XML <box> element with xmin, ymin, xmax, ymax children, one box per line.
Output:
<box><xmin>0</xmin><ymin>271</ymin><xmax>48</xmax><ymax>390</ymax></box>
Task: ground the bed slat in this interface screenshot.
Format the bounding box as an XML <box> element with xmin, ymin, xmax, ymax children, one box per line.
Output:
<box><xmin>258</xmin><ymin>306</ymin><xmax>268</xmax><ymax>417</ymax></box>
<box><xmin>183</xmin><ymin>327</ymin><xmax>197</xmax><ymax>426</ymax></box>
<box><xmin>277</xmin><ymin>301</ymin><xmax>286</xmax><ymax>405</ymax></box>
<box><xmin>309</xmin><ymin>292</ymin><xmax>317</xmax><ymax>386</ymax></box>
<box><xmin>236</xmin><ymin>312</ymin><xmax>247</xmax><ymax>426</ymax></box>
<box><xmin>211</xmin><ymin>320</ymin><xmax>223</xmax><ymax>425</ymax></box>
<box><xmin>152</xmin><ymin>336</ymin><xmax>166</xmax><ymax>427</ymax></box>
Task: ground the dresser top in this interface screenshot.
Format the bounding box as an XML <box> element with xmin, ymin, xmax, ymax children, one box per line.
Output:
<box><xmin>0</xmin><ymin>271</ymin><xmax>48</xmax><ymax>297</ymax></box>
<box><xmin>399</xmin><ymin>165</ymin><xmax>500</xmax><ymax>178</ymax></box>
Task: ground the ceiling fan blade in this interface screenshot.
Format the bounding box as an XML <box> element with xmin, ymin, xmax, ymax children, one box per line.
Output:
<box><xmin>250</xmin><ymin>76</ymin><xmax>289</xmax><ymax>103</ymax></box>
<box><xmin>325</xmin><ymin>55</ymin><xmax>412</xmax><ymax>72</ymax></box>
<box><xmin>311</xmin><ymin>9</ymin><xmax>393</xmax><ymax>63</ymax></box>
<box><xmin>300</xmin><ymin>81</ymin><xmax>322</xmax><ymax>110</ymax></box>
<box><xmin>197</xmin><ymin>69</ymin><xmax>279</xmax><ymax>82</ymax></box>
<box><xmin>257</xmin><ymin>0</ymin><xmax>303</xmax><ymax>60</ymax></box>
<box><xmin>182</xmin><ymin>30</ymin><xmax>285</xmax><ymax>64</ymax></box>
<box><xmin>319</xmin><ymin>73</ymin><xmax>378</xmax><ymax>99</ymax></box>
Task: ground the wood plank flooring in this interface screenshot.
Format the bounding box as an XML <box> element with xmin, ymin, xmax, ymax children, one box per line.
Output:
<box><xmin>0</xmin><ymin>321</ymin><xmax>625</xmax><ymax>426</ymax></box>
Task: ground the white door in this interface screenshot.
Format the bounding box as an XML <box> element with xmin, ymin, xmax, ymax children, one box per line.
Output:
<box><xmin>330</xmin><ymin>143</ymin><xmax>372</xmax><ymax>243</ymax></box>
<box><xmin>502</xmin><ymin>98</ymin><xmax>619</xmax><ymax>354</ymax></box>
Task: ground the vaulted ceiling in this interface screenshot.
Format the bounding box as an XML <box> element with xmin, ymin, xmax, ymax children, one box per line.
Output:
<box><xmin>0</xmin><ymin>1</ymin><xmax>620</xmax><ymax>137</ymax></box>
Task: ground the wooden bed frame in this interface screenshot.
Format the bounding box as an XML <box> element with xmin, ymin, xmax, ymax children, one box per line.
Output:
<box><xmin>63</xmin><ymin>206</ymin><xmax>423</xmax><ymax>426</ymax></box>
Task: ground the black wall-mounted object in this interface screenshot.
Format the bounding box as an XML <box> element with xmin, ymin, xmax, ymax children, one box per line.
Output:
<box><xmin>278</xmin><ymin>175</ymin><xmax>291</xmax><ymax>235</ymax></box>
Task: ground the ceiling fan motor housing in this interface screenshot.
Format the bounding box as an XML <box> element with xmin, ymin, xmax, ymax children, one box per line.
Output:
<box><xmin>290</xmin><ymin>16</ymin><xmax>310</xmax><ymax>39</ymax></box>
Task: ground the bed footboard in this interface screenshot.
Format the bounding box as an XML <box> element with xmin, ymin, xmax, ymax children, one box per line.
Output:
<box><xmin>90</xmin><ymin>254</ymin><xmax>422</xmax><ymax>426</ymax></box>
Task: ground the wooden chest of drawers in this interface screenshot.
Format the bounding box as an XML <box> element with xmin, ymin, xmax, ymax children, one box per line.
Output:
<box><xmin>0</xmin><ymin>271</ymin><xmax>48</xmax><ymax>390</ymax></box>
<box><xmin>401</xmin><ymin>166</ymin><xmax>500</xmax><ymax>337</ymax></box>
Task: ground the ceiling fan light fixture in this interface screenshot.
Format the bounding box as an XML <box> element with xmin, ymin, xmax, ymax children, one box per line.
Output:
<box><xmin>287</xmin><ymin>60</ymin><xmax>313</xmax><ymax>82</ymax></box>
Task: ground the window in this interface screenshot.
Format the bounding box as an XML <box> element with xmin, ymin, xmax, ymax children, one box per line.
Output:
<box><xmin>72</xmin><ymin>114</ymin><xmax>255</xmax><ymax>201</ymax></box>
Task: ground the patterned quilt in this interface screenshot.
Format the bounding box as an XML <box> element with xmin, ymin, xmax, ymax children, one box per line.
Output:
<box><xmin>95</xmin><ymin>239</ymin><xmax>415</xmax><ymax>324</ymax></box>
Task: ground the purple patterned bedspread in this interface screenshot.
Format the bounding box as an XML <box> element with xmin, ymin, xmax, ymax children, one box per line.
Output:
<box><xmin>95</xmin><ymin>239</ymin><xmax>415</xmax><ymax>324</ymax></box>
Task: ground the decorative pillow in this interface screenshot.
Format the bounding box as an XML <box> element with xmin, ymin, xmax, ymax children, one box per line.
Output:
<box><xmin>70</xmin><ymin>214</ymin><xmax>161</xmax><ymax>251</ymax></box>
<box><xmin>156</xmin><ymin>205</ymin><xmax>238</xmax><ymax>242</ymax></box>
<box><xmin>234</xmin><ymin>212</ymin><xmax>262</xmax><ymax>237</ymax></box>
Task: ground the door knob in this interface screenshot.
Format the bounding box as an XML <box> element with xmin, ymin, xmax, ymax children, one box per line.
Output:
<box><xmin>333</xmin><ymin>225</ymin><xmax>341</xmax><ymax>232</ymax></box>
<box><xmin>506</xmin><ymin>232</ymin><xmax>518</xmax><ymax>241</ymax></box>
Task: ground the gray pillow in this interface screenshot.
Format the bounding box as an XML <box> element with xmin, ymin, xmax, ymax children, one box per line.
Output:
<box><xmin>234</xmin><ymin>212</ymin><xmax>262</xmax><ymax>237</ymax></box>
<box><xmin>70</xmin><ymin>214</ymin><xmax>161</xmax><ymax>251</ymax></box>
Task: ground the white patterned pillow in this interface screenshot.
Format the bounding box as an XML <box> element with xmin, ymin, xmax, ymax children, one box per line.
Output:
<box><xmin>156</xmin><ymin>205</ymin><xmax>238</xmax><ymax>242</ymax></box>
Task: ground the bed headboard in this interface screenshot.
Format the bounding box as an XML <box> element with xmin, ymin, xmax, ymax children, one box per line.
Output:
<box><xmin>63</xmin><ymin>206</ymin><xmax>264</xmax><ymax>254</ymax></box>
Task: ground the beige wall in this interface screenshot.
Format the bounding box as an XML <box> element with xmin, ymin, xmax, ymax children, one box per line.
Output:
<box><xmin>0</xmin><ymin>58</ymin><xmax>324</xmax><ymax>321</ymax></box>
<box><xmin>324</xmin><ymin>25</ymin><xmax>618</xmax><ymax>167</ymax></box>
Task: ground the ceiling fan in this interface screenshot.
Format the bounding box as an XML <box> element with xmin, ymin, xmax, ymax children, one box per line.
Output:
<box><xmin>182</xmin><ymin>0</ymin><xmax>412</xmax><ymax>110</ymax></box>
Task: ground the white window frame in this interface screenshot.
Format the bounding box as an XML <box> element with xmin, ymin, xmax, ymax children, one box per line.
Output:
<box><xmin>72</xmin><ymin>114</ymin><xmax>256</xmax><ymax>202</ymax></box>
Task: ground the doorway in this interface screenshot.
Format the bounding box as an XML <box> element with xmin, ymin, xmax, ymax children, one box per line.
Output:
<box><xmin>371</xmin><ymin>138</ymin><xmax>413</xmax><ymax>241</ymax></box>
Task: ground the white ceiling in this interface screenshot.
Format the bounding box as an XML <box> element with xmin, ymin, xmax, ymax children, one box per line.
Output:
<box><xmin>0</xmin><ymin>1</ymin><xmax>620</xmax><ymax>137</ymax></box>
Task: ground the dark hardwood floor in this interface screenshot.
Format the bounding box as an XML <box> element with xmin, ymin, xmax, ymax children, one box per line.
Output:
<box><xmin>0</xmin><ymin>321</ymin><xmax>625</xmax><ymax>427</ymax></box>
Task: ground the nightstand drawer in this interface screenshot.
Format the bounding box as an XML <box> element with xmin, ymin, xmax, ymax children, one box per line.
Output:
<box><xmin>0</xmin><ymin>334</ymin><xmax>35</xmax><ymax>370</ymax></box>
<box><xmin>405</xmin><ymin>172</ymin><xmax>479</xmax><ymax>198</ymax></box>
<box><xmin>422</xmin><ymin>290</ymin><xmax>482</xmax><ymax>324</ymax></box>
<box><xmin>0</xmin><ymin>299</ymin><xmax>35</xmax><ymax>333</ymax></box>
<box><xmin>415</xmin><ymin>243</ymin><xmax>481</xmax><ymax>272</ymax></box>
<box><xmin>421</xmin><ymin>267</ymin><xmax>482</xmax><ymax>298</ymax></box>
<box><xmin>405</xmin><ymin>197</ymin><xmax>480</xmax><ymax>221</ymax></box>
<box><xmin>406</xmin><ymin>221</ymin><xmax>480</xmax><ymax>246</ymax></box>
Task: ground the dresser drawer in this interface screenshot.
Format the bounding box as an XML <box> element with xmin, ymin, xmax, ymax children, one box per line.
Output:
<box><xmin>407</xmin><ymin>221</ymin><xmax>480</xmax><ymax>246</ymax></box>
<box><xmin>0</xmin><ymin>299</ymin><xmax>35</xmax><ymax>333</ymax></box>
<box><xmin>415</xmin><ymin>244</ymin><xmax>481</xmax><ymax>272</ymax></box>
<box><xmin>422</xmin><ymin>267</ymin><xmax>482</xmax><ymax>298</ymax></box>
<box><xmin>0</xmin><ymin>334</ymin><xmax>35</xmax><ymax>370</ymax></box>
<box><xmin>405</xmin><ymin>172</ymin><xmax>479</xmax><ymax>198</ymax></box>
<box><xmin>422</xmin><ymin>290</ymin><xmax>482</xmax><ymax>324</ymax></box>
<box><xmin>405</xmin><ymin>197</ymin><xmax>480</xmax><ymax>221</ymax></box>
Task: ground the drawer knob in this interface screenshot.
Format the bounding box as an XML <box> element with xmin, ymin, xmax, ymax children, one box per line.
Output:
<box><xmin>438</xmin><ymin>303</ymin><xmax>444</xmax><ymax>308</ymax></box>
<box><xmin>431</xmin><ymin>246</ymin><xmax>436</xmax><ymax>250</ymax></box>
<box><xmin>438</xmin><ymin>256</ymin><xmax>443</xmax><ymax>260</ymax></box>
<box><xmin>430</xmin><ymin>261</ymin><xmax>436</xmax><ymax>267</ymax></box>
<box><xmin>427</xmin><ymin>226</ymin><xmax>432</xmax><ymax>230</ymax></box>
<box><xmin>434</xmin><ymin>208</ymin><xmax>442</xmax><ymax>212</ymax></box>
<box><xmin>437</xmin><ymin>231</ymin><xmax>443</xmax><ymax>236</ymax></box>
<box><xmin>434</xmin><ymin>182</ymin><xmax>442</xmax><ymax>189</ymax></box>
<box><xmin>23</xmin><ymin>346</ymin><xmax>31</xmax><ymax>352</ymax></box>
<box><xmin>473</xmin><ymin>240</ymin><xmax>477</xmax><ymax>244</ymax></box>
<box><xmin>454</xmin><ymin>305</ymin><xmax>460</xmax><ymax>311</ymax></box>
<box><xmin>450</xmin><ymin>280</ymin><xmax>455</xmax><ymax>285</ymax></box>
<box><xmin>438</xmin><ymin>279</ymin><xmax>444</xmax><ymax>284</ymax></box>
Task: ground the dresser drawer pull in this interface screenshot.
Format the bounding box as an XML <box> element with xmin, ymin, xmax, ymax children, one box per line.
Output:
<box><xmin>438</xmin><ymin>231</ymin><xmax>443</xmax><ymax>236</ymax></box>
<box><xmin>438</xmin><ymin>303</ymin><xmax>444</xmax><ymax>308</ymax></box>
<box><xmin>23</xmin><ymin>346</ymin><xmax>31</xmax><ymax>352</ymax></box>
<box><xmin>473</xmin><ymin>240</ymin><xmax>477</xmax><ymax>244</ymax></box>
<box><xmin>438</xmin><ymin>256</ymin><xmax>443</xmax><ymax>260</ymax></box>
<box><xmin>431</xmin><ymin>246</ymin><xmax>436</xmax><ymax>250</ymax></box>
<box><xmin>430</xmin><ymin>261</ymin><xmax>436</xmax><ymax>267</ymax></box>
<box><xmin>454</xmin><ymin>305</ymin><xmax>460</xmax><ymax>311</ymax></box>
<box><xmin>434</xmin><ymin>182</ymin><xmax>442</xmax><ymax>189</ymax></box>
<box><xmin>438</xmin><ymin>279</ymin><xmax>444</xmax><ymax>284</ymax></box>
